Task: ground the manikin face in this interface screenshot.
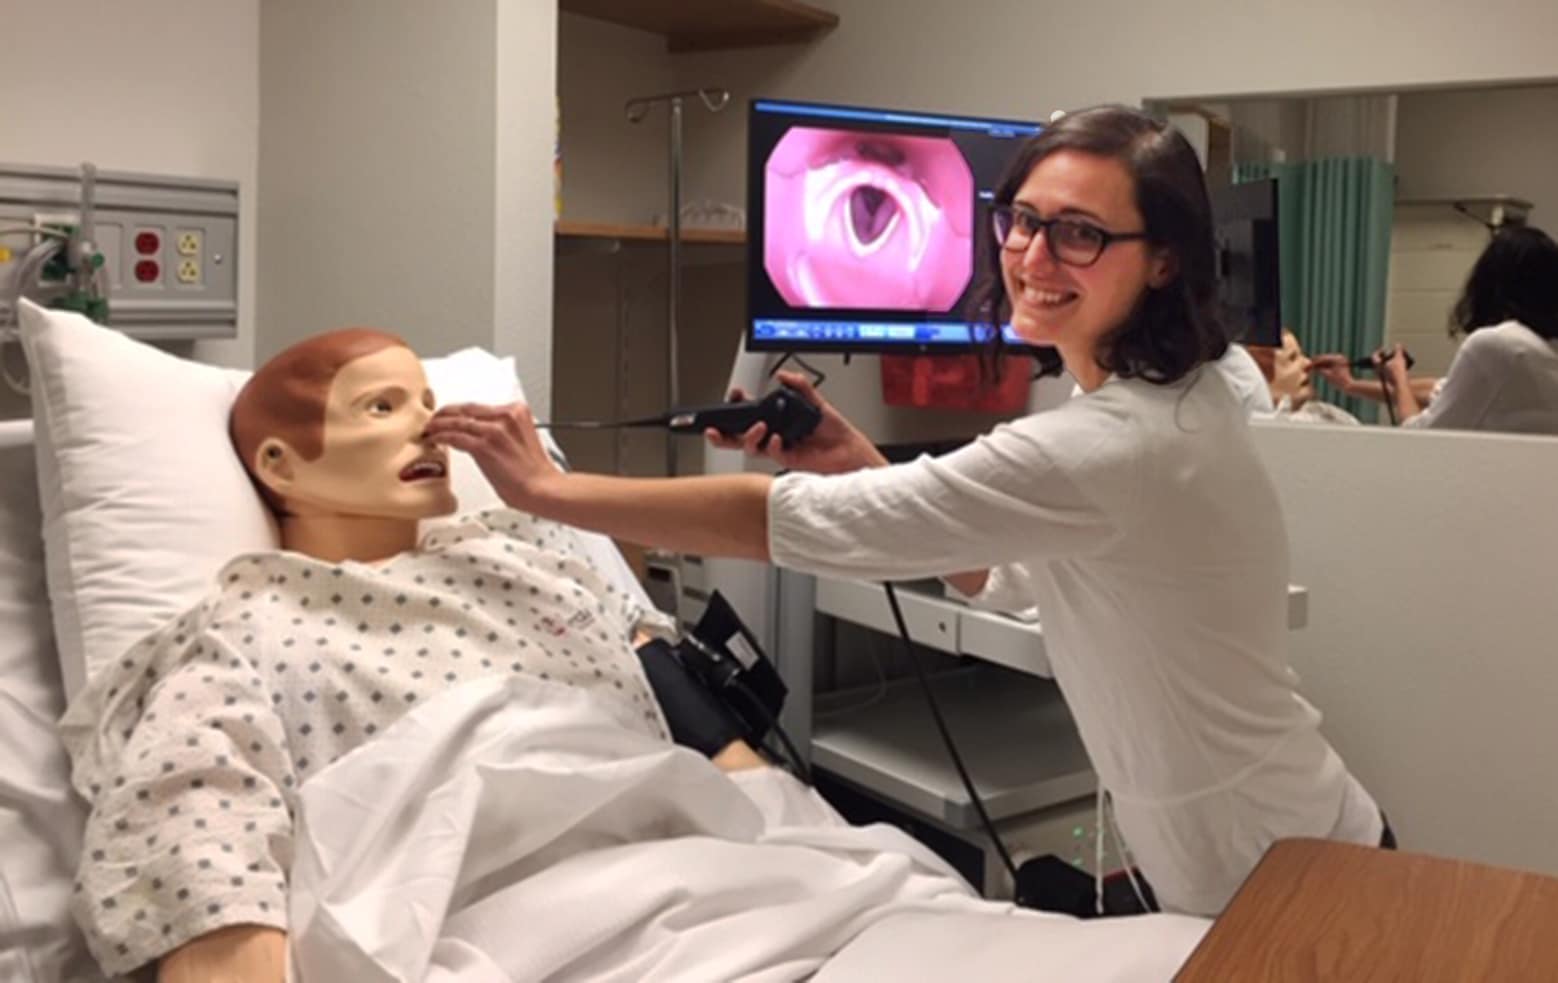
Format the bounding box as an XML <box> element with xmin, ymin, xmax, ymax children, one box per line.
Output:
<box><xmin>999</xmin><ymin>150</ymin><xmax>1170</xmax><ymax>360</ymax></box>
<box><xmin>255</xmin><ymin>346</ymin><xmax>457</xmax><ymax>520</ymax></box>
<box><xmin>1270</xmin><ymin>330</ymin><xmax>1314</xmax><ymax>408</ymax></box>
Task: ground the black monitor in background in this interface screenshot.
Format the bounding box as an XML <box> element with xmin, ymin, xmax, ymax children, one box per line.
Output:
<box><xmin>745</xmin><ymin>98</ymin><xmax>1042</xmax><ymax>356</ymax></box>
<box><xmin>1211</xmin><ymin>178</ymin><xmax>1282</xmax><ymax>348</ymax></box>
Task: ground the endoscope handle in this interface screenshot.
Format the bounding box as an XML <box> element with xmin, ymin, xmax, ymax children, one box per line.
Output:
<box><xmin>1351</xmin><ymin>348</ymin><xmax>1416</xmax><ymax>372</ymax></box>
<box><xmin>665</xmin><ymin>385</ymin><xmax>823</xmax><ymax>448</ymax></box>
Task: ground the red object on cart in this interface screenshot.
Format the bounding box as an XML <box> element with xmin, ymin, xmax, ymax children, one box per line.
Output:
<box><xmin>880</xmin><ymin>352</ymin><xmax>1031</xmax><ymax>413</ymax></box>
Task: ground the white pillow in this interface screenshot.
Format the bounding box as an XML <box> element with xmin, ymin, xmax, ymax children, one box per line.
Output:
<box><xmin>18</xmin><ymin>300</ymin><xmax>526</xmax><ymax>699</ymax></box>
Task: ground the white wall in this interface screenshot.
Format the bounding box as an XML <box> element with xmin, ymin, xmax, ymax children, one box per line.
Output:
<box><xmin>0</xmin><ymin>0</ymin><xmax>260</xmax><ymax>372</ymax></box>
<box><xmin>1395</xmin><ymin>83</ymin><xmax>1558</xmax><ymax>233</ymax></box>
<box><xmin>494</xmin><ymin>0</ymin><xmax>561</xmax><ymax>419</ymax></box>
<box><xmin>1252</xmin><ymin>421</ymin><xmax>1558</xmax><ymax>875</ymax></box>
<box><xmin>258</xmin><ymin>0</ymin><xmax>557</xmax><ymax>414</ymax></box>
<box><xmin>258</xmin><ymin>0</ymin><xmax>497</xmax><ymax>360</ymax></box>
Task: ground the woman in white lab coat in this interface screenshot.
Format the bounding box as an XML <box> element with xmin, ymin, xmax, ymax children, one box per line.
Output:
<box><xmin>1385</xmin><ymin>225</ymin><xmax>1558</xmax><ymax>434</ymax></box>
<box><xmin>428</xmin><ymin>105</ymin><xmax>1387</xmax><ymax>917</ymax></box>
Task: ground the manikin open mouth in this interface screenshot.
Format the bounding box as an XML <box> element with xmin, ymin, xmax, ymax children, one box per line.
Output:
<box><xmin>399</xmin><ymin>456</ymin><xmax>448</xmax><ymax>481</ymax></box>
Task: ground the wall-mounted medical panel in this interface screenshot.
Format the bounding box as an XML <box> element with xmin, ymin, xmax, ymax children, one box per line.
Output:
<box><xmin>0</xmin><ymin>164</ymin><xmax>239</xmax><ymax>340</ymax></box>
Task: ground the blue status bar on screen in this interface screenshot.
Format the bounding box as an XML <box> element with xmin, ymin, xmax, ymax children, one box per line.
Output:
<box><xmin>753</xmin><ymin>100</ymin><xmax>1041</xmax><ymax>139</ymax></box>
<box><xmin>752</xmin><ymin>319</ymin><xmax>1026</xmax><ymax>346</ymax></box>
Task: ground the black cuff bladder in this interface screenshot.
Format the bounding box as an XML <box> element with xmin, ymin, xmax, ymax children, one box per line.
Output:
<box><xmin>636</xmin><ymin>637</ymin><xmax>745</xmax><ymax>757</ymax></box>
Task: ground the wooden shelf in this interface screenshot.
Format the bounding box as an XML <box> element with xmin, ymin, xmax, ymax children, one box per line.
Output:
<box><xmin>559</xmin><ymin>0</ymin><xmax>838</xmax><ymax>53</ymax></box>
<box><xmin>554</xmin><ymin>219</ymin><xmax>744</xmax><ymax>245</ymax></box>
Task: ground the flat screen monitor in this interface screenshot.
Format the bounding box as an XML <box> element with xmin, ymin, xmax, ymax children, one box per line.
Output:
<box><xmin>745</xmin><ymin>98</ymin><xmax>1042</xmax><ymax>355</ymax></box>
<box><xmin>1211</xmin><ymin>178</ymin><xmax>1282</xmax><ymax>347</ymax></box>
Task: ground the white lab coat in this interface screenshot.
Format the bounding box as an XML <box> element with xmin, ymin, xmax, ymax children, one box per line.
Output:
<box><xmin>767</xmin><ymin>367</ymin><xmax>1379</xmax><ymax>915</ymax></box>
<box><xmin>1404</xmin><ymin>320</ymin><xmax>1558</xmax><ymax>435</ymax></box>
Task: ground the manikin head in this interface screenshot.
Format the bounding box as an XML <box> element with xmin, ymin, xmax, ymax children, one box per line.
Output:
<box><xmin>230</xmin><ymin>329</ymin><xmax>457</xmax><ymax>532</ymax></box>
<box><xmin>1249</xmin><ymin>329</ymin><xmax>1315</xmax><ymax>409</ymax></box>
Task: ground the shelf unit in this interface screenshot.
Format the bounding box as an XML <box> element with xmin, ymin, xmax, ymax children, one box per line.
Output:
<box><xmin>791</xmin><ymin>575</ymin><xmax>1312</xmax><ymax>832</ymax></box>
<box><xmin>559</xmin><ymin>0</ymin><xmax>839</xmax><ymax>52</ymax></box>
<box><xmin>812</xmin><ymin>668</ymin><xmax>1096</xmax><ymax>829</ymax></box>
<box><xmin>553</xmin><ymin>219</ymin><xmax>744</xmax><ymax>245</ymax></box>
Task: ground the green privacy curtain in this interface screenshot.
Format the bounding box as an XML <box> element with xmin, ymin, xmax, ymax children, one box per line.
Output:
<box><xmin>1234</xmin><ymin>158</ymin><xmax>1395</xmax><ymax>423</ymax></box>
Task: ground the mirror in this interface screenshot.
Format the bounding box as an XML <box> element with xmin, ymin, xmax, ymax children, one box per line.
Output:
<box><xmin>1146</xmin><ymin>81</ymin><xmax>1558</xmax><ymax>437</ymax></box>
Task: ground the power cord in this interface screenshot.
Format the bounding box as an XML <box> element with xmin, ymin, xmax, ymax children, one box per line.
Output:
<box><xmin>882</xmin><ymin>582</ymin><xmax>1020</xmax><ymax>886</ymax></box>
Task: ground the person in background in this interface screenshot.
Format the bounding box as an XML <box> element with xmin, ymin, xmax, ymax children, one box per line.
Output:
<box><xmin>1379</xmin><ymin>225</ymin><xmax>1558</xmax><ymax>433</ymax></box>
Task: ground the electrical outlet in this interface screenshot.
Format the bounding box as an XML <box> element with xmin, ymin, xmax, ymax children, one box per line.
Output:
<box><xmin>176</xmin><ymin>258</ymin><xmax>201</xmax><ymax>284</ymax></box>
<box><xmin>176</xmin><ymin>230</ymin><xmax>202</xmax><ymax>256</ymax></box>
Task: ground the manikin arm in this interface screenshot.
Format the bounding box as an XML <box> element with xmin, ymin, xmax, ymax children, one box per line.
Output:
<box><xmin>158</xmin><ymin>926</ymin><xmax>286</xmax><ymax>983</ymax></box>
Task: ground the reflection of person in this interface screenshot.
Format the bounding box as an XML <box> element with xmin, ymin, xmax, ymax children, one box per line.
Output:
<box><xmin>1309</xmin><ymin>352</ymin><xmax>1440</xmax><ymax>409</ymax></box>
<box><xmin>61</xmin><ymin>330</ymin><xmax>762</xmax><ymax>981</ymax></box>
<box><xmin>1384</xmin><ymin>226</ymin><xmax>1558</xmax><ymax>433</ymax></box>
<box><xmin>429</xmin><ymin>106</ymin><xmax>1389</xmax><ymax>919</ymax></box>
<box><xmin>764</xmin><ymin>126</ymin><xmax>974</xmax><ymax>310</ymax></box>
<box><xmin>1248</xmin><ymin>329</ymin><xmax>1361</xmax><ymax>425</ymax></box>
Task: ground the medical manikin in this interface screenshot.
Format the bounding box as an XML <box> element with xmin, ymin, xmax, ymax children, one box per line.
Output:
<box><xmin>59</xmin><ymin>329</ymin><xmax>761</xmax><ymax>982</ymax></box>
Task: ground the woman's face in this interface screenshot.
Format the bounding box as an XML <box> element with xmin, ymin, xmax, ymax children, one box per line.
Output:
<box><xmin>999</xmin><ymin>150</ymin><xmax>1169</xmax><ymax>366</ymax></box>
<box><xmin>1271</xmin><ymin>330</ymin><xmax>1314</xmax><ymax>408</ymax></box>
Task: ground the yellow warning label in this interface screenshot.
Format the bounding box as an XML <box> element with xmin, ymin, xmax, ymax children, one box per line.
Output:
<box><xmin>0</xmin><ymin>246</ymin><xmax>12</xmax><ymax>263</ymax></box>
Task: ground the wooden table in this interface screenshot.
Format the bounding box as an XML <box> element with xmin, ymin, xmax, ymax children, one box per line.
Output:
<box><xmin>1176</xmin><ymin>838</ymin><xmax>1558</xmax><ymax>981</ymax></box>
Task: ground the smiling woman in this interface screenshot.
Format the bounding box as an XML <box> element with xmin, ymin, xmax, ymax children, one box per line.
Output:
<box><xmin>437</xmin><ymin>105</ymin><xmax>1390</xmax><ymax>920</ymax></box>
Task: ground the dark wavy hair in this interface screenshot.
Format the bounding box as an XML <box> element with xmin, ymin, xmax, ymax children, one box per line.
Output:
<box><xmin>1450</xmin><ymin>225</ymin><xmax>1558</xmax><ymax>341</ymax></box>
<box><xmin>972</xmin><ymin>105</ymin><xmax>1226</xmax><ymax>385</ymax></box>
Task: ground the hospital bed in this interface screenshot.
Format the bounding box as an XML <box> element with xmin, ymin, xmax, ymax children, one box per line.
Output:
<box><xmin>0</xmin><ymin>304</ymin><xmax>1210</xmax><ymax>981</ymax></box>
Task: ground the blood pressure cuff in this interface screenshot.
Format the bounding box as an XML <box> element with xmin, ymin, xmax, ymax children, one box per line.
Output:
<box><xmin>635</xmin><ymin>637</ymin><xmax>745</xmax><ymax>757</ymax></box>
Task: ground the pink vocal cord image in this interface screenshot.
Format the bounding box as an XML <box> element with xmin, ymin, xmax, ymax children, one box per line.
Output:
<box><xmin>764</xmin><ymin>127</ymin><xmax>974</xmax><ymax>312</ymax></box>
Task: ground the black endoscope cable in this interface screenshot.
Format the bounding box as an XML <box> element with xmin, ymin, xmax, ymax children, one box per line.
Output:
<box><xmin>883</xmin><ymin>582</ymin><xmax>1021</xmax><ymax>886</ymax></box>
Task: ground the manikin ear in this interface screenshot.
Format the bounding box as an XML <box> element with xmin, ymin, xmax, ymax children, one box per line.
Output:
<box><xmin>253</xmin><ymin>438</ymin><xmax>299</xmax><ymax>498</ymax></box>
<box><xmin>1147</xmin><ymin>247</ymin><xmax>1179</xmax><ymax>289</ymax></box>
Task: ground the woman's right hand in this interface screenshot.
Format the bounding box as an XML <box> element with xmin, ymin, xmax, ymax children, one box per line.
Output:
<box><xmin>705</xmin><ymin>370</ymin><xmax>888</xmax><ymax>475</ymax></box>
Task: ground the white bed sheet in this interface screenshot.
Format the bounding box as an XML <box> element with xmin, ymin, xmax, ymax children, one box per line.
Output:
<box><xmin>290</xmin><ymin>673</ymin><xmax>1206</xmax><ymax>982</ymax></box>
<box><xmin>0</xmin><ymin>421</ymin><xmax>97</xmax><ymax>983</ymax></box>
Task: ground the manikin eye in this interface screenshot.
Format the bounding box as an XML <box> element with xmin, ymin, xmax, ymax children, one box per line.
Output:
<box><xmin>369</xmin><ymin>398</ymin><xmax>394</xmax><ymax>415</ymax></box>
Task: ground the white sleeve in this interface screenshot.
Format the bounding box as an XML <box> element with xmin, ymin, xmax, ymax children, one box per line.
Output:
<box><xmin>945</xmin><ymin>561</ymin><xmax>1043</xmax><ymax>618</ymax></box>
<box><xmin>1403</xmin><ymin>338</ymin><xmax>1495</xmax><ymax>430</ymax></box>
<box><xmin>767</xmin><ymin>408</ymin><xmax>1139</xmax><ymax>583</ymax></box>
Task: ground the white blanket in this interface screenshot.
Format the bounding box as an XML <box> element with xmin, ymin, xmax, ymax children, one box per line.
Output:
<box><xmin>288</xmin><ymin>676</ymin><xmax>1207</xmax><ymax>981</ymax></box>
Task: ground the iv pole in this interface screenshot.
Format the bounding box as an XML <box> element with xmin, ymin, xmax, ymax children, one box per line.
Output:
<box><xmin>625</xmin><ymin>86</ymin><xmax>729</xmax><ymax>477</ymax></box>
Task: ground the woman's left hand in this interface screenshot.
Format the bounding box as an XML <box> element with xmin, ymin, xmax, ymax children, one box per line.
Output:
<box><xmin>424</xmin><ymin>402</ymin><xmax>561</xmax><ymax>510</ymax></box>
<box><xmin>1373</xmin><ymin>344</ymin><xmax>1412</xmax><ymax>384</ymax></box>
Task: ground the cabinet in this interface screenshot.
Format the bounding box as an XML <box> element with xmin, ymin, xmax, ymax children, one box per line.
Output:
<box><xmin>558</xmin><ymin>0</ymin><xmax>838</xmax><ymax>52</ymax></box>
<box><xmin>552</xmin><ymin>2</ymin><xmax>835</xmax><ymax>477</ymax></box>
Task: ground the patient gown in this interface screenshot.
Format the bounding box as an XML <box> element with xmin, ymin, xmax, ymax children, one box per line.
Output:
<box><xmin>57</xmin><ymin>509</ymin><xmax>671</xmax><ymax>977</ymax></box>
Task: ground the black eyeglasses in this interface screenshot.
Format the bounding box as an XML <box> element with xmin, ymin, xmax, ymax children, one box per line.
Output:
<box><xmin>991</xmin><ymin>205</ymin><xmax>1148</xmax><ymax>268</ymax></box>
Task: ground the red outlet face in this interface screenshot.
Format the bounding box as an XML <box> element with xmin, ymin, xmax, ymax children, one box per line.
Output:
<box><xmin>134</xmin><ymin>231</ymin><xmax>161</xmax><ymax>255</ymax></box>
<box><xmin>134</xmin><ymin>259</ymin><xmax>160</xmax><ymax>283</ymax></box>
